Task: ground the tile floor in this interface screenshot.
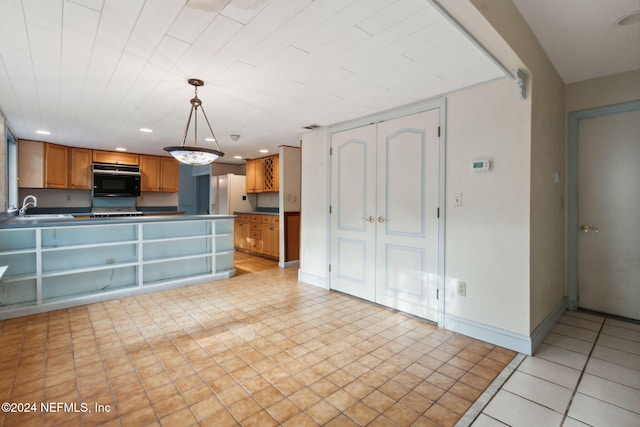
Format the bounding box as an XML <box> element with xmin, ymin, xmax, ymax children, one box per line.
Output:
<box><xmin>0</xmin><ymin>258</ymin><xmax>517</xmax><ymax>427</ymax></box>
<box><xmin>469</xmin><ymin>310</ymin><xmax>640</xmax><ymax>426</ymax></box>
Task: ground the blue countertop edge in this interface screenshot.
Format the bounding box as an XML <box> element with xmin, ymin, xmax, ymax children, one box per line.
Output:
<box><xmin>234</xmin><ymin>211</ymin><xmax>279</xmax><ymax>216</ymax></box>
<box><xmin>0</xmin><ymin>214</ymin><xmax>236</xmax><ymax>229</ymax></box>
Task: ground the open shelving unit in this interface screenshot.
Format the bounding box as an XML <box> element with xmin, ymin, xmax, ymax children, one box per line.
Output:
<box><xmin>0</xmin><ymin>217</ymin><xmax>235</xmax><ymax>319</ymax></box>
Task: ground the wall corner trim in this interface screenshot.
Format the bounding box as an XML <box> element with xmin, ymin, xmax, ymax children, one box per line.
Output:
<box><xmin>530</xmin><ymin>296</ymin><xmax>568</xmax><ymax>354</ymax></box>
<box><xmin>298</xmin><ymin>271</ymin><xmax>329</xmax><ymax>290</ymax></box>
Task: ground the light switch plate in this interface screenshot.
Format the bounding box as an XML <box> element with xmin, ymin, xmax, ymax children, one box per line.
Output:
<box><xmin>453</xmin><ymin>193</ymin><xmax>462</xmax><ymax>207</ymax></box>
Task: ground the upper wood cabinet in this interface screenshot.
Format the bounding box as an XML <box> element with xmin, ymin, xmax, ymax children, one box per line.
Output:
<box><xmin>140</xmin><ymin>155</ymin><xmax>179</xmax><ymax>192</ymax></box>
<box><xmin>93</xmin><ymin>150</ymin><xmax>139</xmax><ymax>165</ymax></box>
<box><xmin>159</xmin><ymin>157</ymin><xmax>179</xmax><ymax>192</ymax></box>
<box><xmin>68</xmin><ymin>147</ymin><xmax>92</xmax><ymax>190</ymax></box>
<box><xmin>246</xmin><ymin>155</ymin><xmax>279</xmax><ymax>193</ymax></box>
<box><xmin>45</xmin><ymin>143</ymin><xmax>69</xmax><ymax>189</ymax></box>
<box><xmin>17</xmin><ymin>140</ymin><xmax>71</xmax><ymax>189</ymax></box>
<box><xmin>18</xmin><ymin>140</ymin><xmax>45</xmax><ymax>188</ymax></box>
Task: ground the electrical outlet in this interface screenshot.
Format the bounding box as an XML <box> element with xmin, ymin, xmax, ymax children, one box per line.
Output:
<box><xmin>457</xmin><ymin>281</ymin><xmax>467</xmax><ymax>296</ymax></box>
<box><xmin>106</xmin><ymin>258</ymin><xmax>115</xmax><ymax>264</ymax></box>
<box><xmin>453</xmin><ymin>193</ymin><xmax>462</xmax><ymax>207</ymax></box>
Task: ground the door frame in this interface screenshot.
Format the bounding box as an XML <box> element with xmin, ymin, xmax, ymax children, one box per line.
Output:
<box><xmin>327</xmin><ymin>98</ymin><xmax>447</xmax><ymax>325</ymax></box>
<box><xmin>567</xmin><ymin>99</ymin><xmax>640</xmax><ymax>310</ymax></box>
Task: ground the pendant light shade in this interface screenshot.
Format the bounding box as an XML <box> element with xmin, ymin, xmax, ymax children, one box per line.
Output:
<box><xmin>164</xmin><ymin>78</ymin><xmax>224</xmax><ymax>166</ymax></box>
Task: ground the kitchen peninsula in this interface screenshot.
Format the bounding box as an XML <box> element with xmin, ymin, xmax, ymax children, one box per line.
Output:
<box><xmin>0</xmin><ymin>214</ymin><xmax>235</xmax><ymax>319</ymax></box>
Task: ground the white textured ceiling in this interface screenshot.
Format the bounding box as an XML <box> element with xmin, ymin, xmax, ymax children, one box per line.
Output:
<box><xmin>0</xmin><ymin>0</ymin><xmax>506</xmax><ymax>163</ymax></box>
<box><xmin>512</xmin><ymin>0</ymin><xmax>640</xmax><ymax>84</ymax></box>
<box><xmin>4</xmin><ymin>1</ymin><xmax>636</xmax><ymax>164</ymax></box>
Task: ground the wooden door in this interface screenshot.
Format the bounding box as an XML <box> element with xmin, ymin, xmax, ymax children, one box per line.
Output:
<box><xmin>578</xmin><ymin>108</ymin><xmax>640</xmax><ymax>319</ymax></box>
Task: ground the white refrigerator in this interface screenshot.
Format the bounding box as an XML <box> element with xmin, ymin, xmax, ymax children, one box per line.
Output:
<box><xmin>211</xmin><ymin>174</ymin><xmax>255</xmax><ymax>215</ymax></box>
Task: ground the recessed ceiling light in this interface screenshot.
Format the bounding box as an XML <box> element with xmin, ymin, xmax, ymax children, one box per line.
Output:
<box><xmin>139</xmin><ymin>128</ymin><xmax>153</xmax><ymax>133</ymax></box>
<box><xmin>115</xmin><ymin>147</ymin><xmax>127</xmax><ymax>152</ymax></box>
<box><xmin>36</xmin><ymin>130</ymin><xmax>51</xmax><ymax>135</ymax></box>
<box><xmin>234</xmin><ymin>155</ymin><xmax>243</xmax><ymax>159</ymax></box>
<box><xmin>205</xmin><ymin>137</ymin><xmax>215</xmax><ymax>142</ymax></box>
<box><xmin>259</xmin><ymin>149</ymin><xmax>268</xmax><ymax>153</ymax></box>
<box><xmin>616</xmin><ymin>10</ymin><xmax>640</xmax><ymax>26</ymax></box>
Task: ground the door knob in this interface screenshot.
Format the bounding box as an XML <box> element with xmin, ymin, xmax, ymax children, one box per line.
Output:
<box><xmin>580</xmin><ymin>225</ymin><xmax>599</xmax><ymax>233</ymax></box>
<box><xmin>378</xmin><ymin>216</ymin><xmax>386</xmax><ymax>223</ymax></box>
<box><xmin>361</xmin><ymin>216</ymin><xmax>375</xmax><ymax>223</ymax></box>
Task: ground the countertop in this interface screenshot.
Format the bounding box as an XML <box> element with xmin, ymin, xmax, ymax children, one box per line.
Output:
<box><xmin>234</xmin><ymin>211</ymin><xmax>279</xmax><ymax>216</ymax></box>
<box><xmin>0</xmin><ymin>214</ymin><xmax>235</xmax><ymax>229</ymax></box>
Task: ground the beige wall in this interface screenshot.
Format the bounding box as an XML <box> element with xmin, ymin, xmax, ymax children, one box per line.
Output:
<box><xmin>299</xmin><ymin>128</ymin><xmax>329</xmax><ymax>287</ymax></box>
<box><xmin>467</xmin><ymin>0</ymin><xmax>567</xmax><ymax>335</ymax></box>
<box><xmin>445</xmin><ymin>78</ymin><xmax>531</xmax><ymax>335</ymax></box>
<box><xmin>0</xmin><ymin>114</ymin><xmax>5</xmax><ymax>211</ymax></box>
<box><xmin>566</xmin><ymin>69</ymin><xmax>640</xmax><ymax>113</ymax></box>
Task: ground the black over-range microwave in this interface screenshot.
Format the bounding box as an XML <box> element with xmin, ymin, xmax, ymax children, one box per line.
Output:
<box><xmin>92</xmin><ymin>163</ymin><xmax>141</xmax><ymax>197</ymax></box>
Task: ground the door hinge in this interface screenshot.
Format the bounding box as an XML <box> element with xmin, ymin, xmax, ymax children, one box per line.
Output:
<box><xmin>329</xmin><ymin>264</ymin><xmax>331</xmax><ymax>272</ymax></box>
<box><xmin>437</xmin><ymin>126</ymin><xmax>440</xmax><ymax>137</ymax></box>
<box><xmin>330</xmin><ymin>147</ymin><xmax>333</xmax><ymax>155</ymax></box>
<box><xmin>437</xmin><ymin>207</ymin><xmax>440</xmax><ymax>218</ymax></box>
<box><xmin>436</xmin><ymin>288</ymin><xmax>439</xmax><ymax>300</ymax></box>
<box><xmin>329</xmin><ymin>205</ymin><xmax>332</xmax><ymax>214</ymax></box>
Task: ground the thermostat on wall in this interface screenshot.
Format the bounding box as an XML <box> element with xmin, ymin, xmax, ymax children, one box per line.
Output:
<box><xmin>472</xmin><ymin>160</ymin><xmax>492</xmax><ymax>172</ymax></box>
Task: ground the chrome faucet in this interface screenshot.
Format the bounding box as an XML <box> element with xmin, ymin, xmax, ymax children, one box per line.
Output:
<box><xmin>19</xmin><ymin>195</ymin><xmax>38</xmax><ymax>216</ymax></box>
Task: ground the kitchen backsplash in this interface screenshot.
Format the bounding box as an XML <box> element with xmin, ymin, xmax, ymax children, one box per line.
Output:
<box><xmin>256</xmin><ymin>192</ymin><xmax>279</xmax><ymax>209</ymax></box>
<box><xmin>18</xmin><ymin>188</ymin><xmax>178</xmax><ymax>208</ymax></box>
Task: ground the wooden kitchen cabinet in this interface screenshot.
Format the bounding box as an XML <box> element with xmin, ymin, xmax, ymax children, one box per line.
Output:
<box><xmin>245</xmin><ymin>159</ymin><xmax>264</xmax><ymax>193</ymax></box>
<box><xmin>93</xmin><ymin>150</ymin><xmax>139</xmax><ymax>165</ymax></box>
<box><xmin>234</xmin><ymin>213</ymin><xmax>279</xmax><ymax>259</ymax></box>
<box><xmin>159</xmin><ymin>157</ymin><xmax>179</xmax><ymax>192</ymax></box>
<box><xmin>234</xmin><ymin>214</ymin><xmax>251</xmax><ymax>250</ymax></box>
<box><xmin>18</xmin><ymin>139</ymin><xmax>44</xmax><ymax>188</ymax></box>
<box><xmin>68</xmin><ymin>147</ymin><xmax>92</xmax><ymax>190</ymax></box>
<box><xmin>246</xmin><ymin>155</ymin><xmax>279</xmax><ymax>193</ymax></box>
<box><xmin>140</xmin><ymin>155</ymin><xmax>179</xmax><ymax>192</ymax></box>
<box><xmin>44</xmin><ymin>143</ymin><xmax>68</xmax><ymax>189</ymax></box>
<box><xmin>261</xmin><ymin>215</ymin><xmax>279</xmax><ymax>258</ymax></box>
<box><xmin>262</xmin><ymin>155</ymin><xmax>279</xmax><ymax>192</ymax></box>
<box><xmin>19</xmin><ymin>140</ymin><xmax>88</xmax><ymax>189</ymax></box>
<box><xmin>140</xmin><ymin>155</ymin><xmax>160</xmax><ymax>191</ymax></box>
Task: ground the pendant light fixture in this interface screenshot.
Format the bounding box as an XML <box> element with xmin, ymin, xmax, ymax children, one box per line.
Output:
<box><xmin>164</xmin><ymin>78</ymin><xmax>224</xmax><ymax>166</ymax></box>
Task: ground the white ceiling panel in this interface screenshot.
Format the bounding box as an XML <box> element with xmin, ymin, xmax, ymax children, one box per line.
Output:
<box><xmin>0</xmin><ymin>1</ymin><xmax>30</xmax><ymax>50</ymax></box>
<box><xmin>23</xmin><ymin>0</ymin><xmax>62</xmax><ymax>32</ymax></box>
<box><xmin>357</xmin><ymin>0</ymin><xmax>429</xmax><ymax>36</ymax></box>
<box><xmin>220</xmin><ymin>0</ymin><xmax>270</xmax><ymax>25</ymax></box>
<box><xmin>175</xmin><ymin>15</ymin><xmax>244</xmax><ymax>78</ymax></box>
<box><xmin>125</xmin><ymin>1</ymin><xmax>184</xmax><ymax>59</ymax></box>
<box><xmin>291</xmin><ymin>0</ymin><xmax>386</xmax><ymax>53</ymax></box>
<box><xmin>0</xmin><ymin>0</ymin><xmax>517</xmax><ymax>160</ymax></box>
<box><xmin>168</xmin><ymin>4</ymin><xmax>219</xmax><ymax>44</ymax></box>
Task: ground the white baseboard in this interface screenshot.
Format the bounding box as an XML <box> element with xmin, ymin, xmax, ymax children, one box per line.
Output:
<box><xmin>444</xmin><ymin>314</ymin><xmax>533</xmax><ymax>355</ymax></box>
<box><xmin>444</xmin><ymin>296</ymin><xmax>568</xmax><ymax>355</ymax></box>
<box><xmin>298</xmin><ymin>271</ymin><xmax>329</xmax><ymax>289</ymax></box>
<box><xmin>279</xmin><ymin>260</ymin><xmax>299</xmax><ymax>268</ymax></box>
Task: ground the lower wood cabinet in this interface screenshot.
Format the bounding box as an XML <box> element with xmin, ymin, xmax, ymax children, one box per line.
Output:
<box><xmin>234</xmin><ymin>213</ymin><xmax>279</xmax><ymax>259</ymax></box>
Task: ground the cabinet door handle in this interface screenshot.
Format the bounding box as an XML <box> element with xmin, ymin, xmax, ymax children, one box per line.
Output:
<box><xmin>378</xmin><ymin>216</ymin><xmax>386</xmax><ymax>223</ymax></box>
<box><xmin>361</xmin><ymin>216</ymin><xmax>375</xmax><ymax>223</ymax></box>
